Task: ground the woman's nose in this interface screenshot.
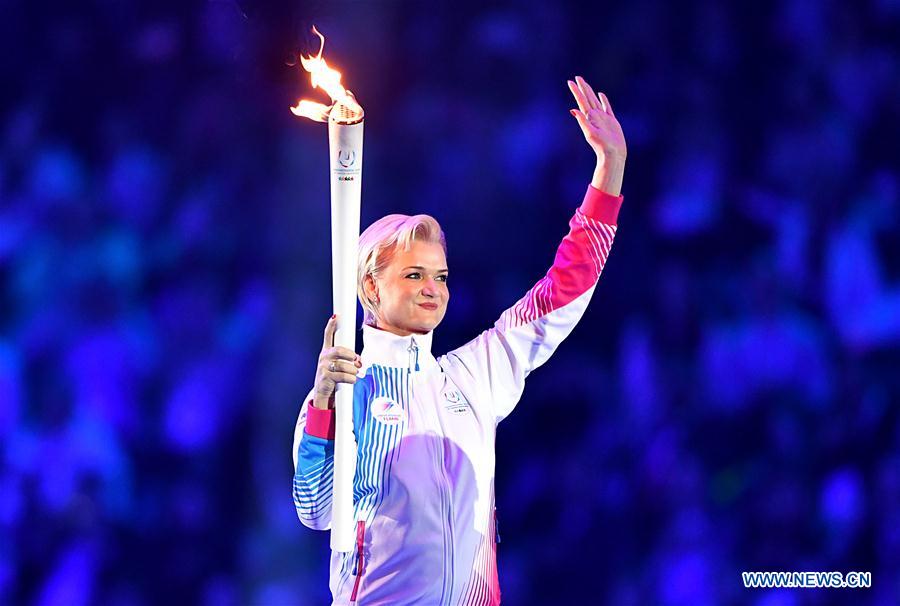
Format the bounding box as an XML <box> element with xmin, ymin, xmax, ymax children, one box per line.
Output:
<box><xmin>421</xmin><ymin>279</ymin><xmax>439</xmax><ymax>296</ymax></box>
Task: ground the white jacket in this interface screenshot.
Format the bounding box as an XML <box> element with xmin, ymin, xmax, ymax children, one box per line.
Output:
<box><xmin>293</xmin><ymin>184</ymin><xmax>621</xmax><ymax>605</ymax></box>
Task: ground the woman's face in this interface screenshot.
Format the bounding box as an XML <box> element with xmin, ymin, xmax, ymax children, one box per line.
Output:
<box><xmin>366</xmin><ymin>240</ymin><xmax>449</xmax><ymax>336</ymax></box>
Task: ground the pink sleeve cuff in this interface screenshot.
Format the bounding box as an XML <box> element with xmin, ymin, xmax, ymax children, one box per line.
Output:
<box><xmin>305</xmin><ymin>399</ymin><xmax>336</xmax><ymax>440</ymax></box>
<box><xmin>580</xmin><ymin>184</ymin><xmax>623</xmax><ymax>225</ymax></box>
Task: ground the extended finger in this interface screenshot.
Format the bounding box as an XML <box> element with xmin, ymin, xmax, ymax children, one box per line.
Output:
<box><xmin>567</xmin><ymin>80</ymin><xmax>590</xmax><ymax>115</ymax></box>
<box><xmin>598</xmin><ymin>91</ymin><xmax>614</xmax><ymax>116</ymax></box>
<box><xmin>322</xmin><ymin>314</ymin><xmax>337</xmax><ymax>348</ymax></box>
<box><xmin>575</xmin><ymin>76</ymin><xmax>601</xmax><ymax>112</ymax></box>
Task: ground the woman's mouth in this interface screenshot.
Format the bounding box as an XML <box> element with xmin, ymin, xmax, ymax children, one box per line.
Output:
<box><xmin>418</xmin><ymin>303</ymin><xmax>439</xmax><ymax>310</ymax></box>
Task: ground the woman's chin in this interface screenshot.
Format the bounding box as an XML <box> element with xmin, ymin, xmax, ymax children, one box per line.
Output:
<box><xmin>405</xmin><ymin>318</ymin><xmax>441</xmax><ymax>334</ymax></box>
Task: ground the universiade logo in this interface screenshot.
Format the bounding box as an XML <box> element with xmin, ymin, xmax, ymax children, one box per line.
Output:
<box><xmin>338</xmin><ymin>150</ymin><xmax>356</xmax><ymax>168</ymax></box>
<box><xmin>443</xmin><ymin>390</ymin><xmax>472</xmax><ymax>415</ymax></box>
<box><xmin>371</xmin><ymin>397</ymin><xmax>406</xmax><ymax>426</ymax></box>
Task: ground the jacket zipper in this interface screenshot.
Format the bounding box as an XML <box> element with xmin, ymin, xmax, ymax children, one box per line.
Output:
<box><xmin>407</xmin><ymin>338</ymin><xmax>420</xmax><ymax>371</ymax></box>
<box><xmin>350</xmin><ymin>520</ymin><xmax>366</xmax><ymax>602</ymax></box>
<box><xmin>407</xmin><ymin>339</ymin><xmax>453</xmax><ymax>601</ymax></box>
<box><xmin>408</xmin><ymin>347</ymin><xmax>454</xmax><ymax>603</ymax></box>
<box><xmin>420</xmin><ymin>360</ymin><xmax>453</xmax><ymax>604</ymax></box>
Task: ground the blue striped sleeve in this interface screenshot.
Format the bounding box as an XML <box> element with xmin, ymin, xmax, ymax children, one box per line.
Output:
<box><xmin>292</xmin><ymin>393</ymin><xmax>335</xmax><ymax>530</ymax></box>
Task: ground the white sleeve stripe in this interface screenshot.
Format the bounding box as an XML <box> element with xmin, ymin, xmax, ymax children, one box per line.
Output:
<box><xmin>576</xmin><ymin>210</ymin><xmax>606</xmax><ymax>275</ymax></box>
<box><xmin>575</xmin><ymin>210</ymin><xmax>603</xmax><ymax>276</ymax></box>
<box><xmin>294</xmin><ymin>473</ymin><xmax>335</xmax><ymax>497</ymax></box>
<box><xmin>584</xmin><ymin>214</ymin><xmax>614</xmax><ymax>267</ymax></box>
<box><xmin>294</xmin><ymin>467</ymin><xmax>334</xmax><ymax>498</ymax></box>
<box><xmin>497</xmin><ymin>210</ymin><xmax>618</xmax><ymax>332</ymax></box>
<box><xmin>295</xmin><ymin>455</ymin><xmax>333</xmax><ymax>477</ymax></box>
<box><xmin>596</xmin><ymin>221</ymin><xmax>616</xmax><ymax>261</ymax></box>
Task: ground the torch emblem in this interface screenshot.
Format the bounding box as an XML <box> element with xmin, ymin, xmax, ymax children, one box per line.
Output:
<box><xmin>338</xmin><ymin>150</ymin><xmax>356</xmax><ymax>168</ymax></box>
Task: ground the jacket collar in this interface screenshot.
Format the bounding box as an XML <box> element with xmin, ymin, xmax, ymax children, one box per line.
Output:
<box><xmin>361</xmin><ymin>323</ymin><xmax>438</xmax><ymax>372</ymax></box>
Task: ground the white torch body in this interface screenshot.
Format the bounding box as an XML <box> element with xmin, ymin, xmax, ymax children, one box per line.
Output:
<box><xmin>327</xmin><ymin>112</ymin><xmax>363</xmax><ymax>553</ymax></box>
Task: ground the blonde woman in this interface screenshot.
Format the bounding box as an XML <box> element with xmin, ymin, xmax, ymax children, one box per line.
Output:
<box><xmin>293</xmin><ymin>76</ymin><xmax>626</xmax><ymax>605</ymax></box>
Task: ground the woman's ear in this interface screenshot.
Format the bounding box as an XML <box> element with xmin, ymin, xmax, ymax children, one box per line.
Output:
<box><xmin>363</xmin><ymin>274</ymin><xmax>379</xmax><ymax>303</ymax></box>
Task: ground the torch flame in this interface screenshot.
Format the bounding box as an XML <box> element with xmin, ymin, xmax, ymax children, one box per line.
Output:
<box><xmin>290</xmin><ymin>26</ymin><xmax>363</xmax><ymax>123</ymax></box>
<box><xmin>291</xmin><ymin>99</ymin><xmax>332</xmax><ymax>122</ymax></box>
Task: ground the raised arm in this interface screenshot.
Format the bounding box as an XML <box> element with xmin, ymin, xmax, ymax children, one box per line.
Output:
<box><xmin>440</xmin><ymin>77</ymin><xmax>626</xmax><ymax>423</ymax></box>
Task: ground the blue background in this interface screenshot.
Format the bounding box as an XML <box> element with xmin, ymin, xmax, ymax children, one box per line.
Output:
<box><xmin>2</xmin><ymin>0</ymin><xmax>899</xmax><ymax>604</ymax></box>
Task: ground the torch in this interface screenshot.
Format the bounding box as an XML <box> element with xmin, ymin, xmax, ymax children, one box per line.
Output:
<box><xmin>291</xmin><ymin>26</ymin><xmax>363</xmax><ymax>553</ymax></box>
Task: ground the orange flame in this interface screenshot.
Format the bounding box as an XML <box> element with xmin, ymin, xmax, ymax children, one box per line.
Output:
<box><xmin>291</xmin><ymin>99</ymin><xmax>332</xmax><ymax>122</ymax></box>
<box><xmin>290</xmin><ymin>26</ymin><xmax>362</xmax><ymax>123</ymax></box>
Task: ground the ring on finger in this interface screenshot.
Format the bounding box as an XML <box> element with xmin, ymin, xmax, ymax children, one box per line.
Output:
<box><xmin>329</xmin><ymin>361</ymin><xmax>336</xmax><ymax>372</ymax></box>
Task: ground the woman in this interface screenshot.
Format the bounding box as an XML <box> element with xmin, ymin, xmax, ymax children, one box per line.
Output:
<box><xmin>293</xmin><ymin>76</ymin><xmax>626</xmax><ymax>605</ymax></box>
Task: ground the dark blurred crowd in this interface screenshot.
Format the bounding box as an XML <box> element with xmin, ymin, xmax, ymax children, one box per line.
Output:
<box><xmin>1</xmin><ymin>0</ymin><xmax>899</xmax><ymax>604</ymax></box>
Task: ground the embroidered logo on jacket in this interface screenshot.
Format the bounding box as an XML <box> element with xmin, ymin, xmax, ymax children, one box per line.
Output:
<box><xmin>371</xmin><ymin>396</ymin><xmax>406</xmax><ymax>426</ymax></box>
<box><xmin>443</xmin><ymin>390</ymin><xmax>471</xmax><ymax>415</ymax></box>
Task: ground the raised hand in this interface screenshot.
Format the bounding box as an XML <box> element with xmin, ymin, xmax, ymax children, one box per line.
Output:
<box><xmin>568</xmin><ymin>76</ymin><xmax>627</xmax><ymax>162</ymax></box>
<box><xmin>567</xmin><ymin>76</ymin><xmax>626</xmax><ymax>196</ymax></box>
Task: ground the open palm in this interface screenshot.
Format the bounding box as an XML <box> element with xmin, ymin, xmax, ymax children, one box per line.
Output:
<box><xmin>568</xmin><ymin>76</ymin><xmax>627</xmax><ymax>161</ymax></box>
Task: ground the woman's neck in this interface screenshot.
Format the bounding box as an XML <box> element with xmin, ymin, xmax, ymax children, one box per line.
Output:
<box><xmin>370</xmin><ymin>321</ymin><xmax>428</xmax><ymax>337</ymax></box>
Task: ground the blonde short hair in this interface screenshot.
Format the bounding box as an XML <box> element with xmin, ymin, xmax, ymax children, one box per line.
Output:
<box><xmin>357</xmin><ymin>214</ymin><xmax>447</xmax><ymax>327</ymax></box>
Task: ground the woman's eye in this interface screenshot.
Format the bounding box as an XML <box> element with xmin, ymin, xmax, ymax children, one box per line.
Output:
<box><xmin>405</xmin><ymin>273</ymin><xmax>448</xmax><ymax>282</ymax></box>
